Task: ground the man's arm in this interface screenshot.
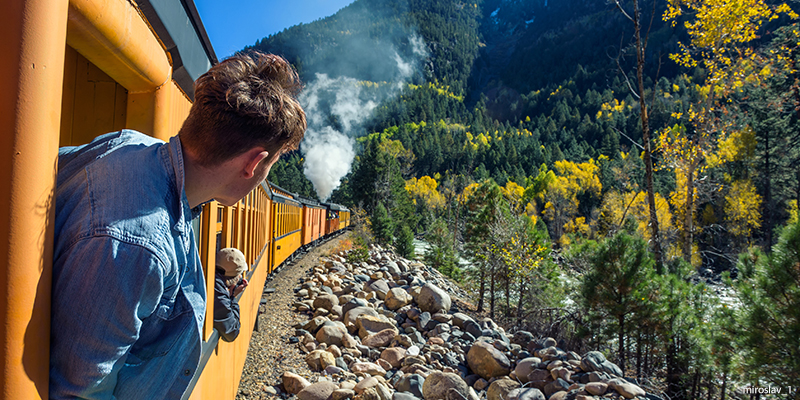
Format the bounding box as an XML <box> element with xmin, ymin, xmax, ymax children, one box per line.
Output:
<box><xmin>212</xmin><ymin>279</ymin><xmax>240</xmax><ymax>342</ymax></box>
<box><xmin>50</xmin><ymin>236</ymin><xmax>164</xmax><ymax>400</ymax></box>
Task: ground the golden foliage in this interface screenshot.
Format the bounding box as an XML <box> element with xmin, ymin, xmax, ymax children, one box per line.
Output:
<box><xmin>405</xmin><ymin>175</ymin><xmax>446</xmax><ymax>210</ymax></box>
<box><xmin>724</xmin><ymin>179</ymin><xmax>762</xmax><ymax>237</ymax></box>
<box><xmin>599</xmin><ymin>190</ymin><xmax>673</xmax><ymax>241</ymax></box>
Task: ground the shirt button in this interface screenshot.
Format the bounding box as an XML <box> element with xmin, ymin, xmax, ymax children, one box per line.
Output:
<box><xmin>184</xmin><ymin>369</ymin><xmax>192</xmax><ymax>376</ymax></box>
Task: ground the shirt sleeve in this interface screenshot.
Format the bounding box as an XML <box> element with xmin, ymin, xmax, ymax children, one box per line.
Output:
<box><xmin>49</xmin><ymin>236</ymin><xmax>165</xmax><ymax>400</ymax></box>
<box><xmin>213</xmin><ymin>278</ymin><xmax>241</xmax><ymax>342</ymax></box>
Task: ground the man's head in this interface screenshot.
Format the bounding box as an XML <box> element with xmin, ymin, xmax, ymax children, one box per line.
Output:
<box><xmin>179</xmin><ymin>52</ymin><xmax>306</xmax><ymax>167</ymax></box>
<box><xmin>216</xmin><ymin>247</ymin><xmax>247</xmax><ymax>287</ymax></box>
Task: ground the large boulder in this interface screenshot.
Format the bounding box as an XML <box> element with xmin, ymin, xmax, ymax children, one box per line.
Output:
<box><xmin>507</xmin><ymin>388</ymin><xmax>545</xmax><ymax>400</ymax></box>
<box><xmin>313</xmin><ymin>294</ymin><xmax>340</xmax><ymax>311</ymax></box>
<box><xmin>585</xmin><ymin>382</ymin><xmax>608</xmax><ymax>396</ymax></box>
<box><xmin>416</xmin><ymin>283</ymin><xmax>452</xmax><ymax>314</ymax></box>
<box><xmin>342</xmin><ymin>298</ymin><xmax>370</xmax><ymax>316</ymax></box>
<box><xmin>344</xmin><ymin>306</ymin><xmax>380</xmax><ymax>331</ymax></box>
<box><xmin>513</xmin><ymin>357</ymin><xmax>542</xmax><ymax>383</ymax></box>
<box><xmin>614</xmin><ymin>382</ymin><xmax>646</xmax><ymax>399</ymax></box>
<box><xmin>394</xmin><ymin>374</ymin><xmax>425</xmax><ymax>398</ymax></box>
<box><xmin>580</xmin><ymin>351</ymin><xmax>623</xmax><ymax>377</ymax></box>
<box><xmin>358</xmin><ymin>315</ymin><xmax>397</xmax><ymax>339</ymax></box>
<box><xmin>367</xmin><ymin>279</ymin><xmax>391</xmax><ymax>300</ymax></box>
<box><xmin>466</xmin><ymin>341</ymin><xmax>511</xmax><ymax>379</ymax></box>
<box><xmin>385</xmin><ymin>287</ymin><xmax>413</xmax><ymax>310</ymax></box>
<box><xmin>381</xmin><ymin>347</ymin><xmax>407</xmax><ymax>368</ymax></box>
<box><xmin>315</xmin><ymin>321</ymin><xmax>347</xmax><ymax>346</ymax></box>
<box><xmin>297</xmin><ymin>381</ymin><xmax>338</xmax><ymax>400</ymax></box>
<box><xmin>451</xmin><ymin>313</ymin><xmax>474</xmax><ymax>329</ymax></box>
<box><xmin>350</xmin><ymin>362</ymin><xmax>388</xmax><ymax>376</ymax></box>
<box><xmin>282</xmin><ymin>371</ymin><xmax>311</xmax><ymax>395</ymax></box>
<box><xmin>422</xmin><ymin>371</ymin><xmax>469</xmax><ymax>400</ymax></box>
<box><xmin>487</xmin><ymin>379</ymin><xmax>520</xmax><ymax>400</ymax></box>
<box><xmin>363</xmin><ymin>328</ymin><xmax>398</xmax><ymax>348</ymax></box>
<box><xmin>305</xmin><ymin>350</ymin><xmax>336</xmax><ymax>371</ymax></box>
<box><xmin>355</xmin><ymin>377</ymin><xmax>383</xmax><ymax>394</ymax></box>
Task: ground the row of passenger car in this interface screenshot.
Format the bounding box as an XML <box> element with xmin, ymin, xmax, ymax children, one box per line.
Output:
<box><xmin>184</xmin><ymin>181</ymin><xmax>350</xmax><ymax>399</ymax></box>
<box><xmin>2</xmin><ymin>0</ymin><xmax>355</xmax><ymax>397</ymax></box>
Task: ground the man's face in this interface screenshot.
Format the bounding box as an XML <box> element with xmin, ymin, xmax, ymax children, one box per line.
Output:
<box><xmin>215</xmin><ymin>146</ymin><xmax>284</xmax><ymax>206</ymax></box>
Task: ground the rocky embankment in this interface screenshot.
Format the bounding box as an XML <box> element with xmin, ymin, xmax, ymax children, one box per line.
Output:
<box><xmin>277</xmin><ymin>244</ymin><xmax>651</xmax><ymax>400</ymax></box>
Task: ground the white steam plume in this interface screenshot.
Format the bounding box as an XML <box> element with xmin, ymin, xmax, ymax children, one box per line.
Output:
<box><xmin>299</xmin><ymin>34</ymin><xmax>429</xmax><ymax>201</ymax></box>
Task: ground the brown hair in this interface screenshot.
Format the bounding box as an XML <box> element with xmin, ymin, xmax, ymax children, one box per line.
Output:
<box><xmin>179</xmin><ymin>52</ymin><xmax>306</xmax><ymax>166</ymax></box>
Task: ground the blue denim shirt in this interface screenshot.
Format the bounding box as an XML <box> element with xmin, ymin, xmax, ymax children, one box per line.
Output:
<box><xmin>51</xmin><ymin>130</ymin><xmax>206</xmax><ymax>400</ymax></box>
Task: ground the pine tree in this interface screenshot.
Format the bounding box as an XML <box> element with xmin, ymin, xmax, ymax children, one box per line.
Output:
<box><xmin>729</xmin><ymin>219</ymin><xmax>800</xmax><ymax>387</ymax></box>
<box><xmin>395</xmin><ymin>223</ymin><xmax>416</xmax><ymax>259</ymax></box>
<box><xmin>372</xmin><ymin>202</ymin><xmax>394</xmax><ymax>245</ymax></box>
<box><xmin>581</xmin><ymin>232</ymin><xmax>657</xmax><ymax>374</ymax></box>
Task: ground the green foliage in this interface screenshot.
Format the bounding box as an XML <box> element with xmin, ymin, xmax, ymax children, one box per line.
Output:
<box><xmin>424</xmin><ymin>217</ymin><xmax>462</xmax><ymax>281</ymax></box>
<box><xmin>372</xmin><ymin>202</ymin><xmax>394</xmax><ymax>245</ymax></box>
<box><xmin>395</xmin><ymin>223</ymin><xmax>416</xmax><ymax>259</ymax></box>
<box><xmin>346</xmin><ymin>235</ymin><xmax>371</xmax><ymax>264</ymax></box>
<box><xmin>727</xmin><ymin>219</ymin><xmax>800</xmax><ymax>386</ymax></box>
<box><xmin>580</xmin><ymin>233</ymin><xmax>657</xmax><ymax>372</ymax></box>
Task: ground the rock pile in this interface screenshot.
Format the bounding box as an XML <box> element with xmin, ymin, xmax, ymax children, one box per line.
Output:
<box><xmin>279</xmin><ymin>245</ymin><xmax>650</xmax><ymax>400</ymax></box>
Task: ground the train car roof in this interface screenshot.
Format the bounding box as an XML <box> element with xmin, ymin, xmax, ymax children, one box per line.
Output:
<box><xmin>137</xmin><ymin>0</ymin><xmax>217</xmax><ymax>100</ymax></box>
<box><xmin>295</xmin><ymin>194</ymin><xmax>325</xmax><ymax>209</ymax></box>
<box><xmin>267</xmin><ymin>181</ymin><xmax>297</xmax><ymax>199</ymax></box>
<box><xmin>271</xmin><ymin>192</ymin><xmax>302</xmax><ymax>206</ymax></box>
<box><xmin>322</xmin><ymin>202</ymin><xmax>350</xmax><ymax>213</ymax></box>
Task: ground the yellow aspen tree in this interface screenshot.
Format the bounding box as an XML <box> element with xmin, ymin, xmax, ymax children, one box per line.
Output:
<box><xmin>662</xmin><ymin>0</ymin><xmax>796</xmax><ymax>263</ymax></box>
<box><xmin>542</xmin><ymin>160</ymin><xmax>602</xmax><ymax>246</ymax></box>
<box><xmin>724</xmin><ymin>179</ymin><xmax>762</xmax><ymax>238</ymax></box>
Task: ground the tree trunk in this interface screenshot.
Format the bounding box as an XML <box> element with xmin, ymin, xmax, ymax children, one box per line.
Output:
<box><xmin>764</xmin><ymin>130</ymin><xmax>773</xmax><ymax>249</ymax></box>
<box><xmin>505</xmin><ymin>271</ymin><xmax>511</xmax><ymax>319</ymax></box>
<box><xmin>707</xmin><ymin>372</ymin><xmax>714</xmax><ymax>400</ymax></box>
<box><xmin>490</xmin><ymin>257</ymin><xmax>496</xmax><ymax>320</ymax></box>
<box><xmin>691</xmin><ymin>370</ymin><xmax>700</xmax><ymax>400</ymax></box>
<box><xmin>667</xmin><ymin>335</ymin><xmax>682</xmax><ymax>400</ymax></box>
<box><xmin>618</xmin><ymin>314</ymin><xmax>626</xmax><ymax>375</ymax></box>
<box><xmin>636</xmin><ymin>329</ymin><xmax>642</xmax><ymax>379</ymax></box>
<box><xmin>721</xmin><ymin>371</ymin><xmax>727</xmax><ymax>400</ymax></box>
<box><xmin>517</xmin><ymin>277</ymin><xmax>525</xmax><ymax>324</ymax></box>
<box><xmin>632</xmin><ymin>0</ymin><xmax>664</xmax><ymax>272</ymax></box>
<box><xmin>683</xmin><ymin>165</ymin><xmax>695</xmax><ymax>264</ymax></box>
<box><xmin>477</xmin><ymin>265</ymin><xmax>486</xmax><ymax>312</ymax></box>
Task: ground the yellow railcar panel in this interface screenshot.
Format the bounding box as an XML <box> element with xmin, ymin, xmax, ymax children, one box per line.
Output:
<box><xmin>273</xmin><ymin>230</ymin><xmax>301</xmax><ymax>267</ymax></box>
<box><xmin>60</xmin><ymin>46</ymin><xmax>128</xmax><ymax>146</ymax></box>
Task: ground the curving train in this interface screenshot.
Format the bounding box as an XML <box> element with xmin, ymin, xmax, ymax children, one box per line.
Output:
<box><xmin>188</xmin><ymin>181</ymin><xmax>350</xmax><ymax>399</ymax></box>
<box><xmin>0</xmin><ymin>0</ymin><xmax>349</xmax><ymax>398</ymax></box>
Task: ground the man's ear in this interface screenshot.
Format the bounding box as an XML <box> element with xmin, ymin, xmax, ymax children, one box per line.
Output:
<box><xmin>242</xmin><ymin>148</ymin><xmax>270</xmax><ymax>179</ymax></box>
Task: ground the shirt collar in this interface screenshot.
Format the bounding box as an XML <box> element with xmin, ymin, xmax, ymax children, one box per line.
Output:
<box><xmin>166</xmin><ymin>136</ymin><xmax>192</xmax><ymax>232</ymax></box>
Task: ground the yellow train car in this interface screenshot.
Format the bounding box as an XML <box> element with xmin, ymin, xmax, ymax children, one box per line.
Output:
<box><xmin>339</xmin><ymin>208</ymin><xmax>352</xmax><ymax>231</ymax></box>
<box><xmin>300</xmin><ymin>196</ymin><xmax>327</xmax><ymax>247</ymax></box>
<box><xmin>0</xmin><ymin>0</ymin><xmax>272</xmax><ymax>398</ymax></box>
<box><xmin>271</xmin><ymin>193</ymin><xmax>303</xmax><ymax>269</ymax></box>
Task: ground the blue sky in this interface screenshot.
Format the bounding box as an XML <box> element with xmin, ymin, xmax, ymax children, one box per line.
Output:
<box><xmin>194</xmin><ymin>0</ymin><xmax>357</xmax><ymax>59</ymax></box>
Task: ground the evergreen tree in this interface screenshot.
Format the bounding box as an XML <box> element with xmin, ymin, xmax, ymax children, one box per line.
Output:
<box><xmin>727</xmin><ymin>219</ymin><xmax>800</xmax><ymax>387</ymax></box>
<box><xmin>395</xmin><ymin>223</ymin><xmax>416</xmax><ymax>259</ymax></box>
<box><xmin>581</xmin><ymin>232</ymin><xmax>657</xmax><ymax>374</ymax></box>
<box><xmin>424</xmin><ymin>217</ymin><xmax>461</xmax><ymax>280</ymax></box>
<box><xmin>372</xmin><ymin>202</ymin><xmax>394</xmax><ymax>245</ymax></box>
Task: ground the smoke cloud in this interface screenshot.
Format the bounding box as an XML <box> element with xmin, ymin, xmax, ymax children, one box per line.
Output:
<box><xmin>299</xmin><ymin>33</ymin><xmax>428</xmax><ymax>201</ymax></box>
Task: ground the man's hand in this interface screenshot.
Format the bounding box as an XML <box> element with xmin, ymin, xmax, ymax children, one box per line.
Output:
<box><xmin>230</xmin><ymin>278</ymin><xmax>248</xmax><ymax>297</ymax></box>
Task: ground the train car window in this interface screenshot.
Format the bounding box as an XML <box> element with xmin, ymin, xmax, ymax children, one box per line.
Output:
<box><xmin>192</xmin><ymin>212</ymin><xmax>202</xmax><ymax>249</ymax></box>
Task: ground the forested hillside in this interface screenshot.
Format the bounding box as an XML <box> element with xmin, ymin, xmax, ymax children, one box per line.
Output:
<box><xmin>247</xmin><ymin>0</ymin><xmax>800</xmax><ymax>398</ymax></box>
